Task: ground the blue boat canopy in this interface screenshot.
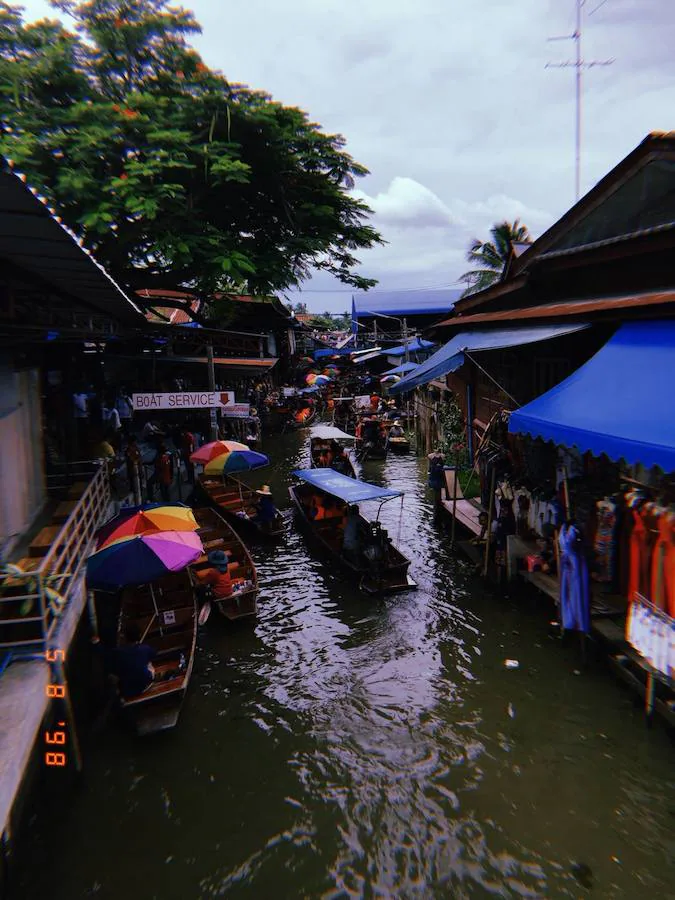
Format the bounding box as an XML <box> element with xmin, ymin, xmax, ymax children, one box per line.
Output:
<box><xmin>292</xmin><ymin>468</ymin><xmax>402</xmax><ymax>502</ymax></box>
<box><xmin>386</xmin><ymin>338</ymin><xmax>435</xmax><ymax>357</ymax></box>
<box><xmin>390</xmin><ymin>323</ymin><xmax>589</xmax><ymax>395</ymax></box>
<box><xmin>509</xmin><ymin>320</ymin><xmax>675</xmax><ymax>472</ymax></box>
<box><xmin>382</xmin><ymin>361</ymin><xmax>419</xmax><ymax>376</ymax></box>
<box><xmin>352</xmin><ymin>290</ymin><xmax>461</xmax><ymax>318</ymax></box>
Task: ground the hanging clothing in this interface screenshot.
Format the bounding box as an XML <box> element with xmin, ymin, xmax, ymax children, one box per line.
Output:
<box><xmin>594</xmin><ymin>498</ymin><xmax>617</xmax><ymax>583</ymax></box>
<box><xmin>558</xmin><ymin>523</ymin><xmax>590</xmax><ymax>633</ymax></box>
<box><xmin>627</xmin><ymin>508</ymin><xmax>648</xmax><ymax>603</ymax></box>
<box><xmin>650</xmin><ymin>510</ymin><xmax>675</xmax><ymax>616</ymax></box>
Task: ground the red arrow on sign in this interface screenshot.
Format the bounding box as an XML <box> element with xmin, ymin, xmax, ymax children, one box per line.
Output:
<box><xmin>219</xmin><ymin>392</ymin><xmax>230</xmax><ymax>406</ymax></box>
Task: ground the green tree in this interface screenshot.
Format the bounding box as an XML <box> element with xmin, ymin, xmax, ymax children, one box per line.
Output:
<box><xmin>459</xmin><ymin>219</ymin><xmax>531</xmax><ymax>298</ymax></box>
<box><xmin>0</xmin><ymin>0</ymin><xmax>382</xmax><ymax>310</ymax></box>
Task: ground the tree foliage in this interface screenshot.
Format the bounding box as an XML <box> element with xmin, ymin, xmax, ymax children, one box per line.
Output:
<box><xmin>459</xmin><ymin>219</ymin><xmax>531</xmax><ymax>298</ymax></box>
<box><xmin>0</xmin><ymin>0</ymin><xmax>382</xmax><ymax>302</ymax></box>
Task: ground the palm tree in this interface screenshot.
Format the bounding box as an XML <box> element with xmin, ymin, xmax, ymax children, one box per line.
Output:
<box><xmin>459</xmin><ymin>220</ymin><xmax>531</xmax><ymax>298</ymax></box>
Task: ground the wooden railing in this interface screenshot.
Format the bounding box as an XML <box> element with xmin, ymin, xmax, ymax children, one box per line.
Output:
<box><xmin>0</xmin><ymin>463</ymin><xmax>111</xmax><ymax>653</ymax></box>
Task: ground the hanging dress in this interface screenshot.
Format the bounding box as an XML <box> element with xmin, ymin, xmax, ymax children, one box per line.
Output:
<box><xmin>558</xmin><ymin>523</ymin><xmax>591</xmax><ymax>633</ymax></box>
<box><xmin>593</xmin><ymin>498</ymin><xmax>617</xmax><ymax>583</ymax></box>
<box><xmin>627</xmin><ymin>508</ymin><xmax>647</xmax><ymax>603</ymax></box>
<box><xmin>650</xmin><ymin>510</ymin><xmax>675</xmax><ymax>617</ymax></box>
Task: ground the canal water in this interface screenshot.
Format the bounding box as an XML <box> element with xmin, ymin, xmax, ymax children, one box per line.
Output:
<box><xmin>16</xmin><ymin>431</ymin><xmax>675</xmax><ymax>899</ymax></box>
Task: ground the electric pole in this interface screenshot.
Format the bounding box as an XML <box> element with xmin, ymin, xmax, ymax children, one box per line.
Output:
<box><xmin>546</xmin><ymin>0</ymin><xmax>614</xmax><ymax>201</ymax></box>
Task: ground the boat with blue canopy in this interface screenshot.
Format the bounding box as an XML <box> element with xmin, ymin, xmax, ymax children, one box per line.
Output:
<box><xmin>289</xmin><ymin>469</ymin><xmax>416</xmax><ymax>594</ymax></box>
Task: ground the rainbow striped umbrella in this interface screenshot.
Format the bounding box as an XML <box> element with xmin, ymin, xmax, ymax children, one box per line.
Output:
<box><xmin>306</xmin><ymin>373</ymin><xmax>318</xmax><ymax>385</ymax></box>
<box><xmin>190</xmin><ymin>440</ymin><xmax>249</xmax><ymax>465</ymax></box>
<box><xmin>313</xmin><ymin>374</ymin><xmax>331</xmax><ymax>385</ymax></box>
<box><xmin>87</xmin><ymin>531</ymin><xmax>204</xmax><ymax>590</ymax></box>
<box><xmin>96</xmin><ymin>504</ymin><xmax>197</xmax><ymax>549</ymax></box>
<box><xmin>202</xmin><ymin>448</ymin><xmax>269</xmax><ymax>476</ymax></box>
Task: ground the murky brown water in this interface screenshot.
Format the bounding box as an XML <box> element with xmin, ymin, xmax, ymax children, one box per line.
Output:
<box><xmin>16</xmin><ymin>431</ymin><xmax>675</xmax><ymax>899</ymax></box>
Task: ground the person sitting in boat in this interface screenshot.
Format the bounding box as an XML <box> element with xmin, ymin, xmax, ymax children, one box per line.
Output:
<box><xmin>108</xmin><ymin>621</ymin><xmax>156</xmax><ymax>700</ymax></box>
<box><xmin>389</xmin><ymin>420</ymin><xmax>405</xmax><ymax>438</ymax></box>
<box><xmin>195</xmin><ymin>549</ymin><xmax>234</xmax><ymax>600</ymax></box>
<box><xmin>342</xmin><ymin>505</ymin><xmax>362</xmax><ymax>563</ymax></box>
<box><xmin>250</xmin><ymin>485</ymin><xmax>277</xmax><ymax>526</ymax></box>
<box><xmin>363</xmin><ymin>418</ymin><xmax>380</xmax><ymax>444</ymax></box>
<box><xmin>308</xmin><ymin>494</ymin><xmax>326</xmax><ymax>521</ymax></box>
<box><xmin>385</xmin><ymin>400</ymin><xmax>402</xmax><ymax>420</ymax></box>
<box><xmin>332</xmin><ymin>448</ymin><xmax>351</xmax><ymax>474</ymax></box>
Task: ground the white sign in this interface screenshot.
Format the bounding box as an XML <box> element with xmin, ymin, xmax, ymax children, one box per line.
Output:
<box><xmin>161</xmin><ymin>610</ymin><xmax>176</xmax><ymax>626</ymax></box>
<box><xmin>355</xmin><ymin>395</ymin><xmax>371</xmax><ymax>409</ymax></box>
<box><xmin>282</xmin><ymin>387</ymin><xmax>297</xmax><ymax>397</ymax></box>
<box><xmin>132</xmin><ymin>391</ymin><xmax>236</xmax><ymax>410</ymax></box>
<box><xmin>223</xmin><ymin>403</ymin><xmax>251</xmax><ymax>418</ymax></box>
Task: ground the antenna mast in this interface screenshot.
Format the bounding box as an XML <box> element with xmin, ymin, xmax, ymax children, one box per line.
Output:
<box><xmin>546</xmin><ymin>0</ymin><xmax>614</xmax><ymax>201</ymax></box>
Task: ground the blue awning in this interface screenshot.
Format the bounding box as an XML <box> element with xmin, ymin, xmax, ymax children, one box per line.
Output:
<box><xmin>386</xmin><ymin>338</ymin><xmax>435</xmax><ymax>357</ymax></box>
<box><xmin>352</xmin><ymin>290</ymin><xmax>461</xmax><ymax>318</ymax></box>
<box><xmin>314</xmin><ymin>347</ymin><xmax>353</xmax><ymax>359</ymax></box>
<box><xmin>382</xmin><ymin>361</ymin><xmax>419</xmax><ymax>376</ymax></box>
<box><xmin>509</xmin><ymin>320</ymin><xmax>675</xmax><ymax>472</ymax></box>
<box><xmin>390</xmin><ymin>323</ymin><xmax>589</xmax><ymax>395</ymax></box>
<box><xmin>292</xmin><ymin>468</ymin><xmax>402</xmax><ymax>502</ymax></box>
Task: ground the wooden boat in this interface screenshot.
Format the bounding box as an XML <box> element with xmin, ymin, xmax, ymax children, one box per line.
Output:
<box><xmin>288</xmin><ymin>468</ymin><xmax>416</xmax><ymax>594</ymax></box>
<box><xmin>309</xmin><ymin>424</ymin><xmax>357</xmax><ymax>479</ymax></box>
<box><xmin>192</xmin><ymin>506</ymin><xmax>258</xmax><ymax>620</ymax></box>
<box><xmin>355</xmin><ymin>417</ymin><xmax>388</xmax><ymax>461</ymax></box>
<box><xmin>384</xmin><ymin>422</ymin><xmax>411</xmax><ymax>454</ymax></box>
<box><xmin>117</xmin><ymin>568</ymin><xmax>197</xmax><ymax>736</ymax></box>
<box><xmin>197</xmin><ymin>473</ymin><xmax>284</xmax><ymax>540</ymax></box>
<box><xmin>388</xmin><ymin>435</ymin><xmax>411</xmax><ymax>453</ymax></box>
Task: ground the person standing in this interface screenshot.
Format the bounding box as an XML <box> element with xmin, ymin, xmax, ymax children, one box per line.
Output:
<box><xmin>152</xmin><ymin>442</ymin><xmax>174</xmax><ymax>502</ymax></box>
<box><xmin>116</xmin><ymin>389</ymin><xmax>134</xmax><ymax>436</ymax></box>
<box><xmin>102</xmin><ymin>398</ymin><xmax>122</xmax><ymax>449</ymax></box>
<box><xmin>179</xmin><ymin>425</ymin><xmax>196</xmax><ymax>484</ymax></box>
<box><xmin>427</xmin><ymin>448</ymin><xmax>445</xmax><ymax>515</ymax></box>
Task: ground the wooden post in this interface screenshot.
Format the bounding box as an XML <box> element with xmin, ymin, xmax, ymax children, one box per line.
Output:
<box><xmin>482</xmin><ymin>466</ymin><xmax>496</xmax><ymax>578</ymax></box>
<box><xmin>451</xmin><ymin>457</ymin><xmax>459</xmax><ymax>548</ymax></box>
<box><xmin>645</xmin><ymin>672</ymin><xmax>655</xmax><ymax>723</ymax></box>
<box><xmin>207</xmin><ymin>342</ymin><xmax>218</xmax><ymax>441</ymax></box>
<box><xmin>87</xmin><ymin>590</ymin><xmax>99</xmax><ymax>641</ymax></box>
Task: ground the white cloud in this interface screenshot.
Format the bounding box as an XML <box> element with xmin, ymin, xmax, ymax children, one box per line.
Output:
<box><xmin>353</xmin><ymin>177</ymin><xmax>457</xmax><ymax>228</ymax></box>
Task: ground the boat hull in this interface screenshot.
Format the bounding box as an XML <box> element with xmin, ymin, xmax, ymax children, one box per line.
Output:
<box><xmin>118</xmin><ymin>570</ymin><xmax>197</xmax><ymax>736</ymax></box>
<box><xmin>197</xmin><ymin>475</ymin><xmax>284</xmax><ymax>541</ymax></box>
<box><xmin>192</xmin><ymin>506</ymin><xmax>259</xmax><ymax>621</ymax></box>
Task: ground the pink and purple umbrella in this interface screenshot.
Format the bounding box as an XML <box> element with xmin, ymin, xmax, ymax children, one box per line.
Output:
<box><xmin>86</xmin><ymin>530</ymin><xmax>204</xmax><ymax>591</ymax></box>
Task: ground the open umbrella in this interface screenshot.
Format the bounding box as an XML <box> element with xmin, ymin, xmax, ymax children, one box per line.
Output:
<box><xmin>190</xmin><ymin>440</ymin><xmax>249</xmax><ymax>465</ymax></box>
<box><xmin>96</xmin><ymin>504</ymin><xmax>198</xmax><ymax>549</ymax></box>
<box><xmin>86</xmin><ymin>530</ymin><xmax>204</xmax><ymax>591</ymax></box>
<box><xmin>306</xmin><ymin>373</ymin><xmax>318</xmax><ymax>385</ymax></box>
<box><xmin>202</xmin><ymin>448</ymin><xmax>269</xmax><ymax>476</ymax></box>
<box><xmin>380</xmin><ymin>374</ymin><xmax>401</xmax><ymax>385</ymax></box>
<box><xmin>313</xmin><ymin>374</ymin><xmax>331</xmax><ymax>385</ymax></box>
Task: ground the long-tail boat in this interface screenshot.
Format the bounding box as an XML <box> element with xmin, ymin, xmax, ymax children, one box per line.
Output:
<box><xmin>117</xmin><ymin>568</ymin><xmax>197</xmax><ymax>736</ymax></box>
<box><xmin>191</xmin><ymin>506</ymin><xmax>258</xmax><ymax>620</ymax></box>
<box><xmin>309</xmin><ymin>424</ymin><xmax>358</xmax><ymax>479</ymax></box>
<box><xmin>288</xmin><ymin>468</ymin><xmax>416</xmax><ymax>594</ymax></box>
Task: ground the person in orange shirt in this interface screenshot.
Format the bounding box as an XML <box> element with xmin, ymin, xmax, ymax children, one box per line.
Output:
<box><xmin>195</xmin><ymin>549</ymin><xmax>234</xmax><ymax>600</ymax></box>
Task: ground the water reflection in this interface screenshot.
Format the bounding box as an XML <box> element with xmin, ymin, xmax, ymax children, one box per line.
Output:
<box><xmin>16</xmin><ymin>431</ymin><xmax>675</xmax><ymax>900</ymax></box>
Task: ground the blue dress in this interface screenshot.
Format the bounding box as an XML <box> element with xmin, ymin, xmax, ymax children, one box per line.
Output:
<box><xmin>558</xmin><ymin>523</ymin><xmax>590</xmax><ymax>633</ymax></box>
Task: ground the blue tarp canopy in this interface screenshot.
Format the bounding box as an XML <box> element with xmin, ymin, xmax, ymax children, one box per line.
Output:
<box><xmin>292</xmin><ymin>468</ymin><xmax>402</xmax><ymax>502</ymax></box>
<box><xmin>352</xmin><ymin>290</ymin><xmax>461</xmax><ymax>318</ymax></box>
<box><xmin>382</xmin><ymin>361</ymin><xmax>419</xmax><ymax>376</ymax></box>
<box><xmin>390</xmin><ymin>323</ymin><xmax>589</xmax><ymax>395</ymax></box>
<box><xmin>509</xmin><ymin>320</ymin><xmax>675</xmax><ymax>472</ymax></box>
<box><xmin>386</xmin><ymin>338</ymin><xmax>435</xmax><ymax>357</ymax></box>
<box><xmin>314</xmin><ymin>347</ymin><xmax>353</xmax><ymax>359</ymax></box>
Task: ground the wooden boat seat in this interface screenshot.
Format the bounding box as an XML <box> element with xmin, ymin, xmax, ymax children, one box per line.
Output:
<box><xmin>29</xmin><ymin>525</ymin><xmax>63</xmax><ymax>558</ymax></box>
<box><xmin>123</xmin><ymin>674</ymin><xmax>184</xmax><ymax>704</ymax></box>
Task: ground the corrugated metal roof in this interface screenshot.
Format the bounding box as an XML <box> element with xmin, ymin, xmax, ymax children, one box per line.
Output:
<box><xmin>436</xmin><ymin>290</ymin><xmax>675</xmax><ymax>329</ymax></box>
<box><xmin>0</xmin><ymin>161</ymin><xmax>142</xmax><ymax>322</ymax></box>
<box><xmin>353</xmin><ymin>289</ymin><xmax>461</xmax><ymax>317</ymax></box>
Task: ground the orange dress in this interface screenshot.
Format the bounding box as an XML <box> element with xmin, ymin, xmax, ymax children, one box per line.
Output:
<box><xmin>651</xmin><ymin>510</ymin><xmax>675</xmax><ymax>616</ymax></box>
<box><xmin>627</xmin><ymin>508</ymin><xmax>647</xmax><ymax>603</ymax></box>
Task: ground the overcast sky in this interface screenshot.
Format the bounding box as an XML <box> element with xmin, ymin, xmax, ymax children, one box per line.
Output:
<box><xmin>20</xmin><ymin>0</ymin><xmax>675</xmax><ymax>311</ymax></box>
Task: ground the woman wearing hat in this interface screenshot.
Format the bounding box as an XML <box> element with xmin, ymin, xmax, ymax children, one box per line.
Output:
<box><xmin>389</xmin><ymin>420</ymin><xmax>405</xmax><ymax>438</ymax></box>
<box><xmin>250</xmin><ymin>485</ymin><xmax>277</xmax><ymax>528</ymax></box>
<box><xmin>195</xmin><ymin>549</ymin><xmax>235</xmax><ymax>602</ymax></box>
